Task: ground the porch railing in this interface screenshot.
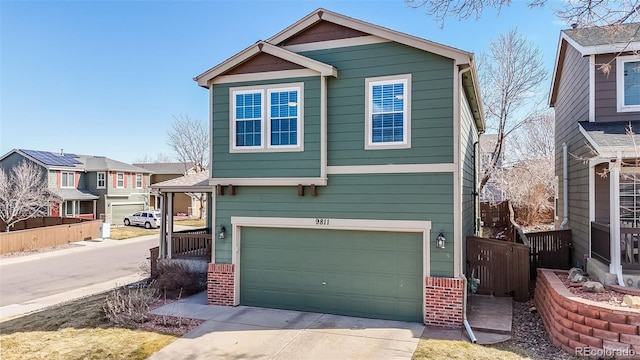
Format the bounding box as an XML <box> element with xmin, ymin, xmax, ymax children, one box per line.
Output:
<box><xmin>622</xmin><ymin>226</ymin><xmax>640</xmax><ymax>270</ymax></box>
<box><xmin>590</xmin><ymin>222</ymin><xmax>640</xmax><ymax>270</ymax></box>
<box><xmin>170</xmin><ymin>228</ymin><xmax>212</xmax><ymax>260</ymax></box>
<box><xmin>591</xmin><ymin>222</ymin><xmax>610</xmax><ymax>265</ymax></box>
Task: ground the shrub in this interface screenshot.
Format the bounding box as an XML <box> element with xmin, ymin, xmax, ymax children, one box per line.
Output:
<box><xmin>103</xmin><ymin>287</ymin><xmax>158</xmax><ymax>326</ymax></box>
<box><xmin>150</xmin><ymin>261</ymin><xmax>206</xmax><ymax>299</ymax></box>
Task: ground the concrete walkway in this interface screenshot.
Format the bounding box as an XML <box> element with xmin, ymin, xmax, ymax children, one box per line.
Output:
<box><xmin>148</xmin><ymin>292</ymin><xmax>425</xmax><ymax>360</ymax></box>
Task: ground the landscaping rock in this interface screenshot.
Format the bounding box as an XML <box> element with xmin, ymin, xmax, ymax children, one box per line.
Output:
<box><xmin>568</xmin><ymin>268</ymin><xmax>585</xmax><ymax>282</ymax></box>
<box><xmin>582</xmin><ymin>281</ymin><xmax>604</xmax><ymax>293</ymax></box>
<box><xmin>623</xmin><ymin>295</ymin><xmax>640</xmax><ymax>309</ymax></box>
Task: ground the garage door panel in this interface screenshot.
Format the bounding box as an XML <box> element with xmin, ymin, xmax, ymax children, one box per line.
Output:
<box><xmin>240</xmin><ymin>227</ymin><xmax>423</xmax><ymax>322</ymax></box>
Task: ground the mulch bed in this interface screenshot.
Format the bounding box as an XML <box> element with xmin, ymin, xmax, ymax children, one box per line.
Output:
<box><xmin>556</xmin><ymin>271</ymin><xmax>626</xmax><ymax>306</ymax></box>
<box><xmin>136</xmin><ymin>314</ymin><xmax>204</xmax><ymax>336</ymax></box>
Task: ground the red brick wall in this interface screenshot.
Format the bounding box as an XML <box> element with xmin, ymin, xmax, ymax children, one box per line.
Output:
<box><xmin>424</xmin><ymin>276</ymin><xmax>464</xmax><ymax>328</ymax></box>
<box><xmin>207</xmin><ymin>263</ymin><xmax>235</xmax><ymax>306</ymax></box>
<box><xmin>536</xmin><ymin>269</ymin><xmax>640</xmax><ymax>357</ymax></box>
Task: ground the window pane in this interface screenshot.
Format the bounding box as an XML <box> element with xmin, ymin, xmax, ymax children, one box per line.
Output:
<box><xmin>370</xmin><ymin>80</ymin><xmax>405</xmax><ymax>144</ymax></box>
<box><xmin>625</xmin><ymin>61</ymin><xmax>640</xmax><ymax>106</ymax></box>
<box><xmin>269</xmin><ymin>90</ymin><xmax>298</xmax><ymax>147</ymax></box>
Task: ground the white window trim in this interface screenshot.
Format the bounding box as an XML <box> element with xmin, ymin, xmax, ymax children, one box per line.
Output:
<box><xmin>116</xmin><ymin>172</ymin><xmax>124</xmax><ymax>188</ymax></box>
<box><xmin>97</xmin><ymin>172</ymin><xmax>106</xmax><ymax>189</ymax></box>
<box><xmin>229</xmin><ymin>82</ymin><xmax>304</xmax><ymax>153</ymax></box>
<box><xmin>61</xmin><ymin>171</ymin><xmax>75</xmax><ymax>188</ymax></box>
<box><xmin>365</xmin><ymin>74</ymin><xmax>411</xmax><ymax>150</ymax></box>
<box><xmin>135</xmin><ymin>173</ymin><xmax>143</xmax><ymax>189</ymax></box>
<box><xmin>616</xmin><ymin>55</ymin><xmax>640</xmax><ymax>112</ymax></box>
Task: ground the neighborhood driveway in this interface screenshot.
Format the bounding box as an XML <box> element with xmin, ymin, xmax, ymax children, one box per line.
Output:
<box><xmin>148</xmin><ymin>293</ymin><xmax>424</xmax><ymax>360</ymax></box>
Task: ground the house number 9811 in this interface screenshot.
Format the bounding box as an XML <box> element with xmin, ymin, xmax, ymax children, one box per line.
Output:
<box><xmin>315</xmin><ymin>218</ymin><xmax>330</xmax><ymax>225</ymax></box>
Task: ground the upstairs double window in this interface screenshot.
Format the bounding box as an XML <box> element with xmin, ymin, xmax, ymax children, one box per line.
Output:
<box><xmin>231</xmin><ymin>83</ymin><xmax>303</xmax><ymax>152</ymax></box>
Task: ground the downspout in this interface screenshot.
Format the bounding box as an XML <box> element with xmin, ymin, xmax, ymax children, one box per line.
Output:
<box><xmin>560</xmin><ymin>143</ymin><xmax>569</xmax><ymax>229</ymax></box>
<box><xmin>458</xmin><ymin>65</ymin><xmax>477</xmax><ymax>343</ymax></box>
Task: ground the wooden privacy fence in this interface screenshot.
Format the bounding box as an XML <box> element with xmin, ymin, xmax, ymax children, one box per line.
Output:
<box><xmin>522</xmin><ymin>230</ymin><xmax>572</xmax><ymax>279</ymax></box>
<box><xmin>0</xmin><ymin>216</ymin><xmax>93</xmax><ymax>232</ymax></box>
<box><xmin>0</xmin><ymin>219</ymin><xmax>102</xmax><ymax>255</ymax></box>
<box><xmin>467</xmin><ymin>235</ymin><xmax>530</xmax><ymax>301</ymax></box>
<box><xmin>480</xmin><ymin>201</ymin><xmax>510</xmax><ymax>228</ymax></box>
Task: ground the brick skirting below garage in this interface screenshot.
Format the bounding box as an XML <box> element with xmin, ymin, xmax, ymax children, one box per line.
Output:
<box><xmin>536</xmin><ymin>268</ymin><xmax>640</xmax><ymax>358</ymax></box>
<box><xmin>424</xmin><ymin>276</ymin><xmax>464</xmax><ymax>328</ymax></box>
<box><xmin>207</xmin><ymin>263</ymin><xmax>235</xmax><ymax>306</ymax></box>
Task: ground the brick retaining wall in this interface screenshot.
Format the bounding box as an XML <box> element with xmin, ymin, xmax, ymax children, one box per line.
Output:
<box><xmin>536</xmin><ymin>269</ymin><xmax>640</xmax><ymax>358</ymax></box>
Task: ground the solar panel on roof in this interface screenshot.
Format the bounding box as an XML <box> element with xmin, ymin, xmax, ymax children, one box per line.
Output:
<box><xmin>21</xmin><ymin>149</ymin><xmax>82</xmax><ymax>167</ymax></box>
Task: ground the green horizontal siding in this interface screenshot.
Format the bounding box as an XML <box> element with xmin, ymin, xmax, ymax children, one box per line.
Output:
<box><xmin>214</xmin><ymin>173</ymin><xmax>455</xmax><ymax>277</ymax></box>
<box><xmin>301</xmin><ymin>42</ymin><xmax>454</xmax><ymax>166</ymax></box>
<box><xmin>212</xmin><ymin>76</ymin><xmax>321</xmax><ymax>178</ymax></box>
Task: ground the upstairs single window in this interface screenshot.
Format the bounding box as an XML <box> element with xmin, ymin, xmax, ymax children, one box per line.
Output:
<box><xmin>97</xmin><ymin>172</ymin><xmax>106</xmax><ymax>189</ymax></box>
<box><xmin>136</xmin><ymin>173</ymin><xmax>143</xmax><ymax>188</ymax></box>
<box><xmin>365</xmin><ymin>74</ymin><xmax>411</xmax><ymax>149</ymax></box>
<box><xmin>117</xmin><ymin>173</ymin><xmax>124</xmax><ymax>188</ymax></box>
<box><xmin>617</xmin><ymin>55</ymin><xmax>640</xmax><ymax>112</ymax></box>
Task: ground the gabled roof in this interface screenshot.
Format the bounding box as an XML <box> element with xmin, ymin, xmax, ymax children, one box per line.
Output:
<box><xmin>194</xmin><ymin>41</ymin><xmax>337</xmax><ymax>87</ymax></box>
<box><xmin>550</xmin><ymin>23</ymin><xmax>640</xmax><ymax>106</ymax></box>
<box><xmin>193</xmin><ymin>8</ymin><xmax>484</xmax><ymax>131</ymax></box>
<box><xmin>267</xmin><ymin>8</ymin><xmax>473</xmax><ymax>64</ymax></box>
<box><xmin>0</xmin><ymin>149</ymin><xmax>152</xmax><ymax>173</ymax></box>
<box><xmin>133</xmin><ymin>162</ymin><xmax>195</xmax><ymax>175</ymax></box>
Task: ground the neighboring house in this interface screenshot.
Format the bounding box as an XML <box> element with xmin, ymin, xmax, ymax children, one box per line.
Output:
<box><xmin>0</xmin><ymin>149</ymin><xmax>152</xmax><ymax>224</ymax></box>
<box><xmin>132</xmin><ymin>162</ymin><xmax>203</xmax><ymax>216</ymax></box>
<box><xmin>550</xmin><ymin>23</ymin><xmax>640</xmax><ymax>285</ymax></box>
<box><xmin>155</xmin><ymin>9</ymin><xmax>484</xmax><ymax>328</ymax></box>
<box><xmin>479</xmin><ymin>134</ymin><xmax>505</xmax><ymax>202</ymax></box>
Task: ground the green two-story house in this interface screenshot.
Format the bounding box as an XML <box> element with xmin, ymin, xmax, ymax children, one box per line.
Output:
<box><xmin>190</xmin><ymin>9</ymin><xmax>484</xmax><ymax>327</ymax></box>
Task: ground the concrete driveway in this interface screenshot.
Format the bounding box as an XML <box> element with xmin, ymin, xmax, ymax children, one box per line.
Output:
<box><xmin>148</xmin><ymin>293</ymin><xmax>424</xmax><ymax>360</ymax></box>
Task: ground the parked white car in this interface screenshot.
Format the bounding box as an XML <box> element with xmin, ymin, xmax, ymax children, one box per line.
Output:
<box><xmin>123</xmin><ymin>211</ymin><xmax>161</xmax><ymax>229</ymax></box>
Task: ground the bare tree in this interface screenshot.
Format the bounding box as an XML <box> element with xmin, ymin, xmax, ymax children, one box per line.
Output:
<box><xmin>167</xmin><ymin>114</ymin><xmax>209</xmax><ymax>219</ymax></box>
<box><xmin>167</xmin><ymin>114</ymin><xmax>209</xmax><ymax>171</ymax></box>
<box><xmin>498</xmin><ymin>112</ymin><xmax>555</xmax><ymax>224</ymax></box>
<box><xmin>0</xmin><ymin>161</ymin><xmax>50</xmax><ymax>231</ymax></box>
<box><xmin>134</xmin><ymin>153</ymin><xmax>174</xmax><ymax>164</ymax></box>
<box><xmin>478</xmin><ymin>29</ymin><xmax>547</xmax><ymax>193</ymax></box>
<box><xmin>405</xmin><ymin>0</ymin><xmax>640</xmax><ymax>27</ymax></box>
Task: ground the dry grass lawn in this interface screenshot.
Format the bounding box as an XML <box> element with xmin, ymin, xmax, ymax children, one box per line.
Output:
<box><xmin>109</xmin><ymin>218</ymin><xmax>206</xmax><ymax>240</ymax></box>
<box><xmin>412</xmin><ymin>339</ymin><xmax>527</xmax><ymax>360</ymax></box>
<box><xmin>173</xmin><ymin>218</ymin><xmax>206</xmax><ymax>227</ymax></box>
<box><xmin>109</xmin><ymin>226</ymin><xmax>158</xmax><ymax>240</ymax></box>
<box><xmin>0</xmin><ymin>294</ymin><xmax>177</xmax><ymax>360</ymax></box>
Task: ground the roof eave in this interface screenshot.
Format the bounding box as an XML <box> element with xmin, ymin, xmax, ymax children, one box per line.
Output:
<box><xmin>267</xmin><ymin>8</ymin><xmax>473</xmax><ymax>64</ymax></box>
<box><xmin>194</xmin><ymin>41</ymin><xmax>337</xmax><ymax>88</ymax></box>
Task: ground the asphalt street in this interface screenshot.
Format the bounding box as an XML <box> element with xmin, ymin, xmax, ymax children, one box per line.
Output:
<box><xmin>0</xmin><ymin>236</ymin><xmax>157</xmax><ymax>307</ymax></box>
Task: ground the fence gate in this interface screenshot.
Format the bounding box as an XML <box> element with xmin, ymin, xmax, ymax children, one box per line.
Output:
<box><xmin>525</xmin><ymin>230</ymin><xmax>572</xmax><ymax>279</ymax></box>
<box><xmin>466</xmin><ymin>236</ymin><xmax>530</xmax><ymax>301</ymax></box>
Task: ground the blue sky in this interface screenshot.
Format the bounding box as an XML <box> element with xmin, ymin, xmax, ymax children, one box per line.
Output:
<box><xmin>0</xmin><ymin>0</ymin><xmax>566</xmax><ymax>164</ymax></box>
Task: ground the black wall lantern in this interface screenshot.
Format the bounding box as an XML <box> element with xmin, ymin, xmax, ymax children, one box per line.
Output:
<box><xmin>436</xmin><ymin>231</ymin><xmax>446</xmax><ymax>249</ymax></box>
